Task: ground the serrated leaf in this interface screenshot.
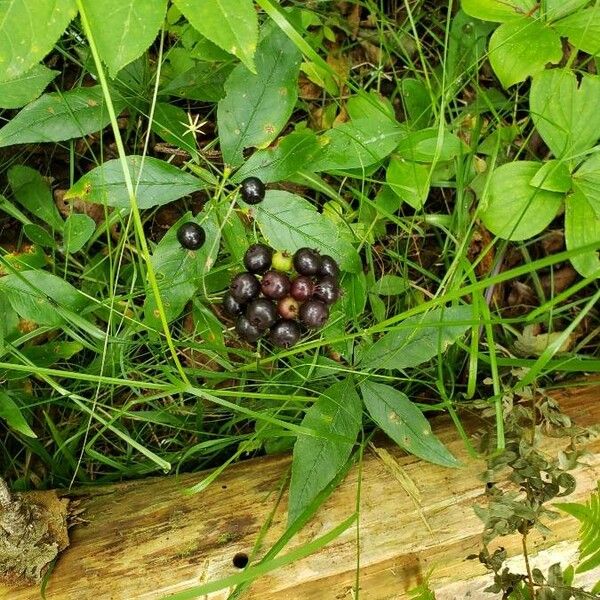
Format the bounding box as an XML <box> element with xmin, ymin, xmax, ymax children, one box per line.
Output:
<box><xmin>386</xmin><ymin>157</ymin><xmax>430</xmax><ymax>209</ymax></box>
<box><xmin>0</xmin><ymin>64</ymin><xmax>58</xmax><ymax>109</ymax></box>
<box><xmin>0</xmin><ymin>0</ymin><xmax>76</xmax><ymax>82</ymax></box>
<box><xmin>488</xmin><ymin>18</ymin><xmax>561</xmax><ymax>88</ymax></box>
<box><xmin>174</xmin><ymin>0</ymin><xmax>258</xmax><ymax>72</ymax></box>
<box><xmin>479</xmin><ymin>161</ymin><xmax>563</xmax><ymax>241</ymax></box>
<box><xmin>64</xmin><ymin>213</ymin><xmax>96</xmax><ymax>253</ymax></box>
<box><xmin>254</xmin><ymin>190</ymin><xmax>361</xmax><ymax>273</ymax></box>
<box><xmin>360</xmin><ymin>305</ymin><xmax>472</xmax><ymax>370</ymax></box>
<box><xmin>65</xmin><ymin>156</ymin><xmax>204</xmax><ymax>209</ymax></box>
<box><xmin>361</xmin><ymin>381</ymin><xmax>459</xmax><ymax>468</ymax></box>
<box><xmin>0</xmin><ymin>86</ymin><xmax>125</xmax><ymax>147</ymax></box>
<box><xmin>288</xmin><ymin>378</ymin><xmax>361</xmax><ymax>524</ymax></box>
<box><xmin>0</xmin><ymin>391</ymin><xmax>36</xmax><ymax>438</ymax></box>
<box><xmin>565</xmin><ymin>190</ymin><xmax>600</xmax><ymax>278</ymax></box>
<box><xmin>82</xmin><ymin>0</ymin><xmax>168</xmax><ymax>78</ymax></box>
<box><xmin>217</xmin><ymin>25</ymin><xmax>301</xmax><ymax>166</ymax></box>
<box><xmin>554</xmin><ymin>7</ymin><xmax>600</xmax><ymax>56</ymax></box>
<box><xmin>160</xmin><ymin>61</ymin><xmax>233</xmax><ymax>102</ymax></box>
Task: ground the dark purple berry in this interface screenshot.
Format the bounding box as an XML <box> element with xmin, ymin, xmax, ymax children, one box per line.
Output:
<box><xmin>318</xmin><ymin>255</ymin><xmax>340</xmax><ymax>280</ymax></box>
<box><xmin>290</xmin><ymin>276</ymin><xmax>314</xmax><ymax>302</ymax></box>
<box><xmin>299</xmin><ymin>300</ymin><xmax>329</xmax><ymax>329</ymax></box>
<box><xmin>269</xmin><ymin>319</ymin><xmax>301</xmax><ymax>348</ymax></box>
<box><xmin>314</xmin><ymin>276</ymin><xmax>340</xmax><ymax>304</ymax></box>
<box><xmin>240</xmin><ymin>177</ymin><xmax>266</xmax><ymax>205</ymax></box>
<box><xmin>235</xmin><ymin>314</ymin><xmax>263</xmax><ymax>344</ymax></box>
<box><xmin>244</xmin><ymin>243</ymin><xmax>273</xmax><ymax>274</ymax></box>
<box><xmin>293</xmin><ymin>247</ymin><xmax>321</xmax><ymax>276</ymax></box>
<box><xmin>246</xmin><ymin>298</ymin><xmax>277</xmax><ymax>330</ymax></box>
<box><xmin>177</xmin><ymin>222</ymin><xmax>206</xmax><ymax>250</ymax></box>
<box><xmin>230</xmin><ymin>272</ymin><xmax>260</xmax><ymax>303</ymax></box>
<box><xmin>223</xmin><ymin>293</ymin><xmax>243</xmax><ymax>317</ymax></box>
<box><xmin>261</xmin><ymin>270</ymin><xmax>291</xmax><ymax>299</ymax></box>
<box><xmin>277</xmin><ymin>296</ymin><xmax>300</xmax><ymax>320</ymax></box>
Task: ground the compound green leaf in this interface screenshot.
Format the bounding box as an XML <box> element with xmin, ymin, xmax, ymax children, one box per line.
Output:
<box><xmin>0</xmin><ymin>64</ymin><xmax>58</xmax><ymax>109</ymax></box>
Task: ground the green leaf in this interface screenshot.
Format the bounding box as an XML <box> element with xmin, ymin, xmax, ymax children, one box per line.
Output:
<box><xmin>8</xmin><ymin>166</ymin><xmax>64</xmax><ymax>230</ymax></box>
<box><xmin>361</xmin><ymin>381</ymin><xmax>460</xmax><ymax>468</ymax></box>
<box><xmin>232</xmin><ymin>128</ymin><xmax>322</xmax><ymax>183</ymax></box>
<box><xmin>312</xmin><ymin>118</ymin><xmax>404</xmax><ymax>173</ymax></box>
<box><xmin>0</xmin><ymin>0</ymin><xmax>76</xmax><ymax>82</ymax></box>
<box><xmin>23</xmin><ymin>223</ymin><xmax>56</xmax><ymax>248</ymax></box>
<box><xmin>217</xmin><ymin>25</ymin><xmax>301</xmax><ymax>166</ymax></box>
<box><xmin>565</xmin><ymin>190</ymin><xmax>600</xmax><ymax>278</ymax></box>
<box><xmin>544</xmin><ymin>0</ymin><xmax>590</xmax><ymax>21</ymax></box>
<box><xmin>0</xmin><ymin>391</ymin><xmax>36</xmax><ymax>438</ymax></box>
<box><xmin>359</xmin><ymin>305</ymin><xmax>472</xmax><ymax>370</ymax></box>
<box><xmin>174</xmin><ymin>0</ymin><xmax>258</xmax><ymax>72</ymax></box>
<box><xmin>82</xmin><ymin>0</ymin><xmax>168</xmax><ymax>78</ymax></box>
<box><xmin>529</xmin><ymin>160</ymin><xmax>572</xmax><ymax>193</ymax></box>
<box><xmin>0</xmin><ymin>64</ymin><xmax>58</xmax><ymax>109</ymax></box>
<box><xmin>479</xmin><ymin>161</ymin><xmax>563</xmax><ymax>241</ymax></box>
<box><xmin>0</xmin><ymin>86</ymin><xmax>125</xmax><ymax>147</ymax></box>
<box><xmin>373</xmin><ymin>275</ymin><xmax>409</xmax><ymax>296</ymax></box>
<box><xmin>530</xmin><ymin>69</ymin><xmax>600</xmax><ymax>159</ymax></box>
<box><xmin>254</xmin><ymin>190</ymin><xmax>361</xmax><ymax>273</ymax></box>
<box><xmin>554</xmin><ymin>7</ymin><xmax>600</xmax><ymax>56</ymax></box>
<box><xmin>573</xmin><ymin>152</ymin><xmax>600</xmax><ymax>218</ymax></box>
<box><xmin>144</xmin><ymin>210</ymin><xmax>221</xmax><ymax>328</ymax></box>
<box><xmin>65</xmin><ymin>156</ymin><xmax>204</xmax><ymax>209</ymax></box>
<box><xmin>160</xmin><ymin>61</ymin><xmax>233</xmax><ymax>102</ymax></box>
<box><xmin>488</xmin><ymin>18</ymin><xmax>562</xmax><ymax>88</ymax></box>
<box><xmin>395</xmin><ymin>127</ymin><xmax>465</xmax><ymax>163</ymax></box>
<box><xmin>462</xmin><ymin>0</ymin><xmax>538</xmax><ymax>22</ymax></box>
<box><xmin>288</xmin><ymin>378</ymin><xmax>361</xmax><ymax>524</ymax></box>
<box><xmin>400</xmin><ymin>78</ymin><xmax>432</xmax><ymax>128</ymax></box>
<box><xmin>64</xmin><ymin>213</ymin><xmax>96</xmax><ymax>253</ymax></box>
<box><xmin>151</xmin><ymin>102</ymin><xmax>198</xmax><ymax>157</ymax></box>
<box><xmin>386</xmin><ymin>157</ymin><xmax>430</xmax><ymax>210</ymax></box>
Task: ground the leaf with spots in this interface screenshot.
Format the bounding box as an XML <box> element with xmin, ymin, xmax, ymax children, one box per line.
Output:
<box><xmin>360</xmin><ymin>381</ymin><xmax>460</xmax><ymax>468</ymax></box>
<box><xmin>288</xmin><ymin>377</ymin><xmax>362</xmax><ymax>524</ymax></box>
<box><xmin>217</xmin><ymin>24</ymin><xmax>302</xmax><ymax>166</ymax></box>
<box><xmin>82</xmin><ymin>0</ymin><xmax>168</xmax><ymax>78</ymax></box>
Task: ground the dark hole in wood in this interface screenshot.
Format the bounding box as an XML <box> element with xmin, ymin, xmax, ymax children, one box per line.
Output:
<box><xmin>232</xmin><ymin>552</ymin><xmax>249</xmax><ymax>569</ymax></box>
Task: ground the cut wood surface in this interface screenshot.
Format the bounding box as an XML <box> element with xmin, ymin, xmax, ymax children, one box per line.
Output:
<box><xmin>3</xmin><ymin>383</ymin><xmax>600</xmax><ymax>600</ymax></box>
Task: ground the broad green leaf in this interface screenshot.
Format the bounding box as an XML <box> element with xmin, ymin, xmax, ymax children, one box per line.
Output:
<box><xmin>400</xmin><ymin>78</ymin><xmax>432</xmax><ymax>128</ymax></box>
<box><xmin>82</xmin><ymin>0</ymin><xmax>168</xmax><ymax>78</ymax></box>
<box><xmin>0</xmin><ymin>391</ymin><xmax>36</xmax><ymax>438</ymax></box>
<box><xmin>144</xmin><ymin>210</ymin><xmax>221</xmax><ymax>328</ymax></box>
<box><xmin>462</xmin><ymin>0</ymin><xmax>538</xmax><ymax>22</ymax></box>
<box><xmin>254</xmin><ymin>191</ymin><xmax>361</xmax><ymax>273</ymax></box>
<box><xmin>151</xmin><ymin>102</ymin><xmax>198</xmax><ymax>157</ymax></box>
<box><xmin>312</xmin><ymin>118</ymin><xmax>404</xmax><ymax>173</ymax></box>
<box><xmin>573</xmin><ymin>153</ymin><xmax>600</xmax><ymax>218</ymax></box>
<box><xmin>545</xmin><ymin>0</ymin><xmax>590</xmax><ymax>22</ymax></box>
<box><xmin>346</xmin><ymin>91</ymin><xmax>396</xmax><ymax>122</ymax></box>
<box><xmin>565</xmin><ymin>190</ymin><xmax>600</xmax><ymax>278</ymax></box>
<box><xmin>529</xmin><ymin>160</ymin><xmax>572</xmax><ymax>193</ymax></box>
<box><xmin>554</xmin><ymin>7</ymin><xmax>600</xmax><ymax>56</ymax></box>
<box><xmin>160</xmin><ymin>61</ymin><xmax>233</xmax><ymax>102</ymax></box>
<box><xmin>174</xmin><ymin>0</ymin><xmax>258</xmax><ymax>72</ymax></box>
<box><xmin>288</xmin><ymin>378</ymin><xmax>361</xmax><ymax>524</ymax></box>
<box><xmin>395</xmin><ymin>128</ymin><xmax>465</xmax><ymax>163</ymax></box>
<box><xmin>23</xmin><ymin>223</ymin><xmax>56</xmax><ymax>248</ymax></box>
<box><xmin>386</xmin><ymin>157</ymin><xmax>430</xmax><ymax>210</ymax></box>
<box><xmin>0</xmin><ymin>244</ymin><xmax>46</xmax><ymax>275</ymax></box>
<box><xmin>0</xmin><ymin>65</ymin><xmax>58</xmax><ymax>109</ymax></box>
<box><xmin>530</xmin><ymin>69</ymin><xmax>600</xmax><ymax>159</ymax></box>
<box><xmin>479</xmin><ymin>161</ymin><xmax>563</xmax><ymax>241</ymax></box>
<box><xmin>64</xmin><ymin>213</ymin><xmax>96</xmax><ymax>253</ymax></box>
<box><xmin>217</xmin><ymin>25</ymin><xmax>301</xmax><ymax>166</ymax></box>
<box><xmin>0</xmin><ymin>0</ymin><xmax>76</xmax><ymax>82</ymax></box>
<box><xmin>0</xmin><ymin>86</ymin><xmax>125</xmax><ymax>147</ymax></box>
<box><xmin>65</xmin><ymin>156</ymin><xmax>204</xmax><ymax>209</ymax></box>
<box><xmin>360</xmin><ymin>381</ymin><xmax>459</xmax><ymax>468</ymax></box>
<box><xmin>0</xmin><ymin>270</ymin><xmax>88</xmax><ymax>327</ymax></box>
<box><xmin>232</xmin><ymin>128</ymin><xmax>322</xmax><ymax>183</ymax></box>
<box><xmin>488</xmin><ymin>18</ymin><xmax>561</xmax><ymax>88</ymax></box>
<box><xmin>373</xmin><ymin>275</ymin><xmax>409</xmax><ymax>296</ymax></box>
<box><xmin>359</xmin><ymin>305</ymin><xmax>472</xmax><ymax>370</ymax></box>
<box><xmin>7</xmin><ymin>341</ymin><xmax>84</xmax><ymax>380</ymax></box>
<box><xmin>8</xmin><ymin>166</ymin><xmax>64</xmax><ymax>231</ymax></box>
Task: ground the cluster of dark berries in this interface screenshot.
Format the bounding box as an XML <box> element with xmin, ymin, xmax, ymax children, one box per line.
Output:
<box><xmin>222</xmin><ymin>245</ymin><xmax>341</xmax><ymax>348</ymax></box>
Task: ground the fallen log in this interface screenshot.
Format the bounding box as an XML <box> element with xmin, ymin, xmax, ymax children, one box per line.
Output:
<box><xmin>2</xmin><ymin>382</ymin><xmax>599</xmax><ymax>599</ymax></box>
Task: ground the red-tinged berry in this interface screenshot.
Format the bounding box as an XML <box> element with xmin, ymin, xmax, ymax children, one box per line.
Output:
<box><xmin>293</xmin><ymin>247</ymin><xmax>321</xmax><ymax>276</ymax></box>
<box><xmin>244</xmin><ymin>244</ymin><xmax>273</xmax><ymax>274</ymax></box>
<box><xmin>261</xmin><ymin>270</ymin><xmax>291</xmax><ymax>299</ymax></box>
<box><xmin>246</xmin><ymin>298</ymin><xmax>277</xmax><ymax>330</ymax></box>
<box><xmin>230</xmin><ymin>272</ymin><xmax>260</xmax><ymax>303</ymax></box>
<box><xmin>277</xmin><ymin>296</ymin><xmax>300</xmax><ymax>320</ymax></box>
<box><xmin>314</xmin><ymin>276</ymin><xmax>340</xmax><ymax>304</ymax></box>
<box><xmin>290</xmin><ymin>275</ymin><xmax>314</xmax><ymax>302</ymax></box>
<box><xmin>299</xmin><ymin>300</ymin><xmax>329</xmax><ymax>329</ymax></box>
<box><xmin>269</xmin><ymin>319</ymin><xmax>301</xmax><ymax>348</ymax></box>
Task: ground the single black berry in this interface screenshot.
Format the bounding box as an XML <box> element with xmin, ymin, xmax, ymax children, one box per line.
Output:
<box><xmin>269</xmin><ymin>319</ymin><xmax>301</xmax><ymax>348</ymax></box>
<box><xmin>177</xmin><ymin>222</ymin><xmax>206</xmax><ymax>250</ymax></box>
<box><xmin>318</xmin><ymin>255</ymin><xmax>340</xmax><ymax>280</ymax></box>
<box><xmin>293</xmin><ymin>248</ymin><xmax>321</xmax><ymax>276</ymax></box>
<box><xmin>223</xmin><ymin>293</ymin><xmax>243</xmax><ymax>317</ymax></box>
<box><xmin>314</xmin><ymin>276</ymin><xmax>340</xmax><ymax>305</ymax></box>
<box><xmin>244</xmin><ymin>243</ymin><xmax>273</xmax><ymax>274</ymax></box>
<box><xmin>246</xmin><ymin>298</ymin><xmax>277</xmax><ymax>330</ymax></box>
<box><xmin>290</xmin><ymin>276</ymin><xmax>314</xmax><ymax>302</ymax></box>
<box><xmin>230</xmin><ymin>272</ymin><xmax>260</xmax><ymax>303</ymax></box>
<box><xmin>261</xmin><ymin>270</ymin><xmax>291</xmax><ymax>299</ymax></box>
<box><xmin>235</xmin><ymin>314</ymin><xmax>264</xmax><ymax>344</ymax></box>
<box><xmin>277</xmin><ymin>296</ymin><xmax>300</xmax><ymax>320</ymax></box>
<box><xmin>240</xmin><ymin>177</ymin><xmax>266</xmax><ymax>205</ymax></box>
<box><xmin>299</xmin><ymin>300</ymin><xmax>329</xmax><ymax>329</ymax></box>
